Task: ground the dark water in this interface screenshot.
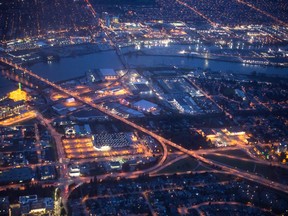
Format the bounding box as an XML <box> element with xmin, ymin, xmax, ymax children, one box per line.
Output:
<box><xmin>0</xmin><ymin>74</ymin><xmax>16</xmax><ymax>97</ymax></box>
<box><xmin>123</xmin><ymin>45</ymin><xmax>288</xmax><ymax>75</ymax></box>
<box><xmin>1</xmin><ymin>47</ymin><xmax>287</xmax><ymax>96</ymax></box>
<box><xmin>29</xmin><ymin>51</ymin><xmax>123</xmax><ymax>81</ymax></box>
<box><xmin>126</xmin><ymin>54</ymin><xmax>288</xmax><ymax>75</ymax></box>
<box><xmin>27</xmin><ymin>49</ymin><xmax>287</xmax><ymax>82</ymax></box>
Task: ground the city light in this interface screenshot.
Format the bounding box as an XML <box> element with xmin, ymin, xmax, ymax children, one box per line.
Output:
<box><xmin>0</xmin><ymin>1</ymin><xmax>287</xmax><ymax>215</ymax></box>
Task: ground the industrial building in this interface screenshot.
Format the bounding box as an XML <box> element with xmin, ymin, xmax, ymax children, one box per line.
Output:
<box><xmin>133</xmin><ymin>99</ymin><xmax>158</xmax><ymax>113</ymax></box>
<box><xmin>98</xmin><ymin>69</ymin><xmax>118</xmax><ymax>81</ymax></box>
<box><xmin>19</xmin><ymin>195</ymin><xmax>54</xmax><ymax>216</ymax></box>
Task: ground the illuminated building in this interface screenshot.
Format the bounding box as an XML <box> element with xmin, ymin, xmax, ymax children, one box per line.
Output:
<box><xmin>92</xmin><ymin>132</ymin><xmax>134</xmax><ymax>150</ymax></box>
<box><xmin>112</xmin><ymin>16</ymin><xmax>119</xmax><ymax>24</ymax></box>
<box><xmin>39</xmin><ymin>165</ymin><xmax>56</xmax><ymax>181</ymax></box>
<box><xmin>235</xmin><ymin>89</ymin><xmax>246</xmax><ymax>101</ymax></box>
<box><xmin>133</xmin><ymin>99</ymin><xmax>158</xmax><ymax>113</ymax></box>
<box><xmin>19</xmin><ymin>195</ymin><xmax>38</xmax><ymax>205</ymax></box>
<box><xmin>66</xmin><ymin>97</ymin><xmax>75</xmax><ymax>103</ymax></box>
<box><xmin>65</xmin><ymin>124</ymin><xmax>92</xmax><ymax>137</ymax></box>
<box><xmin>98</xmin><ymin>69</ymin><xmax>118</xmax><ymax>81</ymax></box>
<box><xmin>69</xmin><ymin>165</ymin><xmax>80</xmax><ymax>177</ymax></box>
<box><xmin>0</xmin><ymin>101</ymin><xmax>25</xmax><ymax>120</ymax></box>
<box><xmin>110</xmin><ymin>161</ymin><xmax>121</xmax><ymax>170</ymax></box>
<box><xmin>199</xmin><ymin>128</ymin><xmax>248</xmax><ymax>147</ymax></box>
<box><xmin>8</xmin><ymin>83</ymin><xmax>28</xmax><ymax>102</ymax></box>
<box><xmin>102</xmin><ymin>12</ymin><xmax>111</xmax><ymax>27</ymax></box>
<box><xmin>0</xmin><ymin>110</ymin><xmax>37</xmax><ymax>126</ymax></box>
<box><xmin>277</xmin><ymin>142</ymin><xmax>287</xmax><ymax>153</ymax></box>
<box><xmin>130</xmin><ymin>83</ymin><xmax>151</xmax><ymax>95</ymax></box>
<box><xmin>19</xmin><ymin>195</ymin><xmax>54</xmax><ymax>216</ymax></box>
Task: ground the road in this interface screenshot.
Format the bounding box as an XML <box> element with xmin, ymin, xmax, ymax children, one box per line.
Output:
<box><xmin>0</xmin><ymin>110</ymin><xmax>37</xmax><ymax>126</ymax></box>
<box><xmin>36</xmin><ymin>112</ymin><xmax>66</xmax><ymax>164</ymax></box>
<box><xmin>206</xmin><ymin>151</ymin><xmax>288</xmax><ymax>170</ymax></box>
<box><xmin>175</xmin><ymin>0</ymin><xmax>217</xmax><ymax>27</ymax></box>
<box><xmin>84</xmin><ymin>0</ymin><xmax>96</xmax><ymax>18</ymax></box>
<box><xmin>149</xmin><ymin>153</ymin><xmax>189</xmax><ymax>175</ymax></box>
<box><xmin>143</xmin><ymin>192</ymin><xmax>157</xmax><ymax>216</ymax></box>
<box><xmin>187</xmin><ymin>201</ymin><xmax>276</xmax><ymax>216</ymax></box>
<box><xmin>34</xmin><ymin>123</ymin><xmax>42</xmax><ymax>163</ymax></box>
<box><xmin>1</xmin><ymin>58</ymin><xmax>287</xmax><ymax>196</ymax></box>
<box><xmin>235</xmin><ymin>0</ymin><xmax>287</xmax><ymax>26</ymax></box>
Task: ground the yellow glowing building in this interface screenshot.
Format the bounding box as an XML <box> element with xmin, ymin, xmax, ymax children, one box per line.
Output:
<box><xmin>8</xmin><ymin>83</ymin><xmax>29</xmax><ymax>102</ymax></box>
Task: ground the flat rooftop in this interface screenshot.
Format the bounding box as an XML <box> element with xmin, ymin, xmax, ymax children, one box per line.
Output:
<box><xmin>99</xmin><ymin>69</ymin><xmax>117</xmax><ymax>76</ymax></box>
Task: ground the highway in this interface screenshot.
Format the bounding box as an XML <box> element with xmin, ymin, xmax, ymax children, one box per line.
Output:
<box><xmin>1</xmin><ymin>57</ymin><xmax>287</xmax><ymax>196</ymax></box>
<box><xmin>236</xmin><ymin>0</ymin><xmax>287</xmax><ymax>26</ymax></box>
<box><xmin>34</xmin><ymin>123</ymin><xmax>42</xmax><ymax>163</ymax></box>
<box><xmin>0</xmin><ymin>58</ymin><xmax>288</xmax><ymax>193</ymax></box>
<box><xmin>175</xmin><ymin>0</ymin><xmax>217</xmax><ymax>27</ymax></box>
<box><xmin>206</xmin><ymin>152</ymin><xmax>288</xmax><ymax>170</ymax></box>
<box><xmin>149</xmin><ymin>154</ymin><xmax>189</xmax><ymax>175</ymax></box>
<box><xmin>84</xmin><ymin>0</ymin><xmax>96</xmax><ymax>18</ymax></box>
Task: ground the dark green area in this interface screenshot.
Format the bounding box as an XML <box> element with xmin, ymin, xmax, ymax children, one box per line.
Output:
<box><xmin>204</xmin><ymin>154</ymin><xmax>288</xmax><ymax>184</ymax></box>
<box><xmin>158</xmin><ymin>157</ymin><xmax>211</xmax><ymax>174</ymax></box>
<box><xmin>214</xmin><ymin>149</ymin><xmax>253</xmax><ymax>160</ymax></box>
<box><xmin>220</xmin><ymin>86</ymin><xmax>235</xmax><ymax>98</ymax></box>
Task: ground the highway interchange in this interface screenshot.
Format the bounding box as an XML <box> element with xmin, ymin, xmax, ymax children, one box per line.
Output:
<box><xmin>1</xmin><ymin>57</ymin><xmax>287</xmax><ymax>199</ymax></box>
<box><xmin>0</xmin><ymin>2</ymin><xmax>287</xmax><ymax>208</ymax></box>
<box><xmin>0</xmin><ymin>0</ymin><xmax>287</xmax><ymax>214</ymax></box>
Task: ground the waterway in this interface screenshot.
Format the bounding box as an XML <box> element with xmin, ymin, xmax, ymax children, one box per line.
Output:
<box><xmin>27</xmin><ymin>45</ymin><xmax>287</xmax><ymax>82</ymax></box>
<box><xmin>29</xmin><ymin>50</ymin><xmax>123</xmax><ymax>82</ymax></box>
<box><xmin>0</xmin><ymin>74</ymin><xmax>15</xmax><ymax>97</ymax></box>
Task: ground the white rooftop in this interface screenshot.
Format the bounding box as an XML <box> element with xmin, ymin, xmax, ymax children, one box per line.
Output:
<box><xmin>133</xmin><ymin>99</ymin><xmax>157</xmax><ymax>110</ymax></box>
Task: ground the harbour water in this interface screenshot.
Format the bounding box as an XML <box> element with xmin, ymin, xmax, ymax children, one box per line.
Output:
<box><xmin>0</xmin><ymin>74</ymin><xmax>15</xmax><ymax>97</ymax></box>
<box><xmin>27</xmin><ymin>45</ymin><xmax>287</xmax><ymax>82</ymax></box>
<box><xmin>29</xmin><ymin>50</ymin><xmax>123</xmax><ymax>82</ymax></box>
<box><xmin>0</xmin><ymin>45</ymin><xmax>286</xmax><ymax>85</ymax></box>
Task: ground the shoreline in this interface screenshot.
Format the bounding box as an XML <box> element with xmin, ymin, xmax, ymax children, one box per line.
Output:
<box><xmin>2</xmin><ymin>44</ymin><xmax>287</xmax><ymax>82</ymax></box>
<box><xmin>124</xmin><ymin>50</ymin><xmax>288</xmax><ymax>69</ymax></box>
<box><xmin>22</xmin><ymin>47</ymin><xmax>115</xmax><ymax>68</ymax></box>
<box><xmin>10</xmin><ymin>42</ymin><xmax>288</xmax><ymax>69</ymax></box>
